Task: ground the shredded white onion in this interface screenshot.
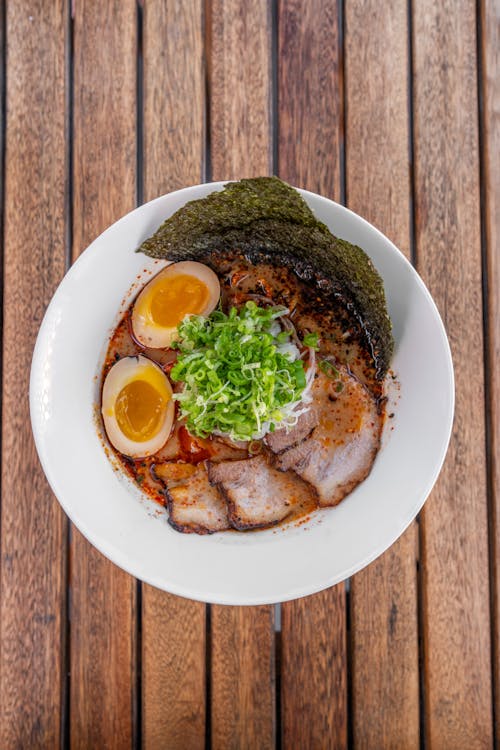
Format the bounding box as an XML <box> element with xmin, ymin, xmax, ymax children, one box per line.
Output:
<box><xmin>277</xmin><ymin>342</ymin><xmax>301</xmax><ymax>361</ymax></box>
<box><xmin>303</xmin><ymin>346</ymin><xmax>316</xmax><ymax>399</ymax></box>
<box><xmin>280</xmin><ymin>315</ymin><xmax>302</xmax><ymax>347</ymax></box>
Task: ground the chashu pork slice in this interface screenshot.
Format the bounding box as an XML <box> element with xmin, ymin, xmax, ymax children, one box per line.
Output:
<box><xmin>274</xmin><ymin>368</ymin><xmax>382</xmax><ymax>506</ymax></box>
<box><xmin>208</xmin><ymin>455</ymin><xmax>310</xmax><ymax>530</ymax></box>
<box><xmin>154</xmin><ymin>462</ymin><xmax>230</xmax><ymax>534</ymax></box>
<box><xmin>265</xmin><ymin>407</ymin><xmax>318</xmax><ymax>454</ymax></box>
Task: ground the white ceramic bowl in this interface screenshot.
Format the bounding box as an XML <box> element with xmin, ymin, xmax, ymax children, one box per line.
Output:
<box><xmin>30</xmin><ymin>183</ymin><xmax>454</xmax><ymax>605</ymax></box>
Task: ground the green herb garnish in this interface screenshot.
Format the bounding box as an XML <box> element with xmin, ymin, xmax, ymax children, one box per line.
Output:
<box><xmin>318</xmin><ymin>360</ymin><xmax>340</xmax><ymax>379</ymax></box>
<box><xmin>170</xmin><ymin>302</ymin><xmax>310</xmax><ymax>441</ymax></box>
<box><xmin>303</xmin><ymin>331</ymin><xmax>320</xmax><ymax>350</ymax></box>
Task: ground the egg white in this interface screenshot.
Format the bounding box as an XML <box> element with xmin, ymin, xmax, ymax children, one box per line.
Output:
<box><xmin>131</xmin><ymin>261</ymin><xmax>220</xmax><ymax>348</ymax></box>
<box><xmin>101</xmin><ymin>355</ymin><xmax>174</xmax><ymax>458</ymax></box>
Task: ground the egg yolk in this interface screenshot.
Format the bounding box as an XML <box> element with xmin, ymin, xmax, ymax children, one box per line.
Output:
<box><xmin>115</xmin><ymin>380</ymin><xmax>167</xmax><ymax>442</ymax></box>
<box><xmin>149</xmin><ymin>274</ymin><xmax>210</xmax><ymax>327</ymax></box>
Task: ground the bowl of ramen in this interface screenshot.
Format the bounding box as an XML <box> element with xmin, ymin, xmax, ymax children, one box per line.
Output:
<box><xmin>30</xmin><ymin>178</ymin><xmax>454</xmax><ymax>604</ymax></box>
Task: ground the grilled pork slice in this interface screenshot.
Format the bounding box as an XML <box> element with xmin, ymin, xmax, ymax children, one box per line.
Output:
<box><xmin>208</xmin><ymin>455</ymin><xmax>310</xmax><ymax>530</ymax></box>
<box><xmin>275</xmin><ymin>368</ymin><xmax>381</xmax><ymax>506</ymax></box>
<box><xmin>154</xmin><ymin>462</ymin><xmax>230</xmax><ymax>534</ymax></box>
<box><xmin>265</xmin><ymin>407</ymin><xmax>318</xmax><ymax>454</ymax></box>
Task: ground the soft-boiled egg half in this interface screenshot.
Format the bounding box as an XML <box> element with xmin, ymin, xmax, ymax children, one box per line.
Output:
<box><xmin>101</xmin><ymin>355</ymin><xmax>174</xmax><ymax>458</ymax></box>
<box><xmin>131</xmin><ymin>261</ymin><xmax>220</xmax><ymax>348</ymax></box>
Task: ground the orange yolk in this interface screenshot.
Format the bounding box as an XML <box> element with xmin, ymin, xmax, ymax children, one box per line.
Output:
<box><xmin>149</xmin><ymin>274</ymin><xmax>210</xmax><ymax>327</ymax></box>
<box><xmin>115</xmin><ymin>380</ymin><xmax>167</xmax><ymax>442</ymax></box>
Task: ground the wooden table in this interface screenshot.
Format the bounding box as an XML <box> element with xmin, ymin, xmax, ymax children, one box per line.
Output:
<box><xmin>1</xmin><ymin>1</ymin><xmax>498</xmax><ymax>747</ymax></box>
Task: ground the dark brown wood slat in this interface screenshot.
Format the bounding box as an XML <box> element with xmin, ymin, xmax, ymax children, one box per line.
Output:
<box><xmin>71</xmin><ymin>2</ymin><xmax>137</xmax><ymax>748</ymax></box>
<box><xmin>209</xmin><ymin>0</ymin><xmax>272</xmax><ymax>182</ymax></box>
<box><xmin>281</xmin><ymin>590</ymin><xmax>347</xmax><ymax>749</ymax></box>
<box><xmin>278</xmin><ymin>0</ymin><xmax>342</xmax><ymax>196</ymax></box>
<box><xmin>350</xmin><ymin>537</ymin><xmax>418</xmax><ymax>749</ymax></box>
<box><xmin>143</xmin><ymin>0</ymin><xmax>205</xmax><ymax>197</ymax></box>
<box><xmin>413</xmin><ymin>1</ymin><xmax>493</xmax><ymax>746</ymax></box>
<box><xmin>211</xmin><ymin>606</ymin><xmax>275</xmax><ymax>749</ymax></box>
<box><xmin>0</xmin><ymin>2</ymin><xmax>68</xmax><ymax>747</ymax></box>
<box><xmin>142</xmin><ymin>592</ymin><xmax>206</xmax><ymax>750</ymax></box>
<box><xmin>480</xmin><ymin>0</ymin><xmax>500</xmax><ymax>743</ymax></box>
<box><xmin>209</xmin><ymin>2</ymin><xmax>275</xmax><ymax>748</ymax></box>
<box><xmin>141</xmin><ymin>2</ymin><xmax>206</xmax><ymax>748</ymax></box>
<box><xmin>277</xmin><ymin>2</ymin><xmax>347</xmax><ymax>748</ymax></box>
<box><xmin>345</xmin><ymin>2</ymin><xmax>420</xmax><ymax>747</ymax></box>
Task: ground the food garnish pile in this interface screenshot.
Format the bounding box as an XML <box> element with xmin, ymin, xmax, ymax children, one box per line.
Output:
<box><xmin>101</xmin><ymin>177</ymin><xmax>393</xmax><ymax>534</ymax></box>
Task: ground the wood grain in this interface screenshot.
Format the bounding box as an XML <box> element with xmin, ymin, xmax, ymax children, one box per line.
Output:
<box><xmin>281</xmin><ymin>590</ymin><xmax>347</xmax><ymax>749</ymax></box>
<box><xmin>208</xmin><ymin>3</ymin><xmax>275</xmax><ymax>748</ymax></box>
<box><xmin>142</xmin><ymin>592</ymin><xmax>206</xmax><ymax>750</ymax></box>
<box><xmin>0</xmin><ymin>3</ymin><xmax>496</xmax><ymax>747</ymax></box>
<box><xmin>345</xmin><ymin>1</ymin><xmax>420</xmax><ymax>747</ymax></box>
<box><xmin>277</xmin><ymin>2</ymin><xmax>347</xmax><ymax>748</ymax></box>
<box><xmin>141</xmin><ymin>2</ymin><xmax>207</xmax><ymax>748</ymax></box>
<box><xmin>350</xmin><ymin>534</ymin><xmax>419</xmax><ymax>749</ymax></box>
<box><xmin>480</xmin><ymin>0</ymin><xmax>500</xmax><ymax>743</ymax></box>
<box><xmin>71</xmin><ymin>2</ymin><xmax>137</xmax><ymax>748</ymax></box>
<box><xmin>413</xmin><ymin>1</ymin><xmax>493</xmax><ymax>746</ymax></box>
<box><xmin>278</xmin><ymin>0</ymin><xmax>342</xmax><ymax>196</ymax></box>
<box><xmin>211</xmin><ymin>606</ymin><xmax>275</xmax><ymax>750</ymax></box>
<box><xmin>0</xmin><ymin>2</ymin><xmax>68</xmax><ymax>747</ymax></box>
<box><xmin>209</xmin><ymin>0</ymin><xmax>272</xmax><ymax>181</ymax></box>
<box><xmin>143</xmin><ymin>0</ymin><xmax>205</xmax><ymax>196</ymax></box>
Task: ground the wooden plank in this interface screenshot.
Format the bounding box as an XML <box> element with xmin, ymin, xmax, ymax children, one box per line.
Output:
<box><xmin>277</xmin><ymin>2</ymin><xmax>347</xmax><ymax>748</ymax></box>
<box><xmin>0</xmin><ymin>2</ymin><xmax>68</xmax><ymax>747</ymax></box>
<box><xmin>211</xmin><ymin>606</ymin><xmax>275</xmax><ymax>749</ymax></box>
<box><xmin>344</xmin><ymin>2</ymin><xmax>420</xmax><ymax>747</ymax></box>
<box><xmin>413</xmin><ymin>1</ymin><xmax>493</xmax><ymax>746</ymax></box>
<box><xmin>141</xmin><ymin>2</ymin><xmax>207</xmax><ymax>748</ymax></box>
<box><xmin>143</xmin><ymin>0</ymin><xmax>205</xmax><ymax>197</ymax></box>
<box><xmin>208</xmin><ymin>2</ymin><xmax>275</xmax><ymax>748</ymax></box>
<box><xmin>281</xmin><ymin>590</ymin><xmax>347</xmax><ymax>749</ymax></box>
<box><xmin>209</xmin><ymin>0</ymin><xmax>272</xmax><ymax>181</ymax></box>
<box><xmin>480</xmin><ymin>0</ymin><xmax>500</xmax><ymax>743</ymax></box>
<box><xmin>277</xmin><ymin>0</ymin><xmax>341</xmax><ymax>195</ymax></box>
<box><xmin>70</xmin><ymin>2</ymin><xmax>137</xmax><ymax>748</ymax></box>
<box><xmin>142</xmin><ymin>592</ymin><xmax>206</xmax><ymax>750</ymax></box>
<box><xmin>350</xmin><ymin>535</ymin><xmax>419</xmax><ymax>749</ymax></box>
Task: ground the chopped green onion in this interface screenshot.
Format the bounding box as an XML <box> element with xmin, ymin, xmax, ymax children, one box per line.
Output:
<box><xmin>318</xmin><ymin>359</ymin><xmax>340</xmax><ymax>379</ymax></box>
<box><xmin>248</xmin><ymin>440</ymin><xmax>262</xmax><ymax>455</ymax></box>
<box><xmin>303</xmin><ymin>331</ymin><xmax>320</xmax><ymax>350</ymax></box>
<box><xmin>170</xmin><ymin>302</ymin><xmax>311</xmax><ymax>441</ymax></box>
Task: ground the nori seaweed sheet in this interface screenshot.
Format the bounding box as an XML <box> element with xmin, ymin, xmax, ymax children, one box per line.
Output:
<box><xmin>137</xmin><ymin>177</ymin><xmax>394</xmax><ymax>378</ymax></box>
